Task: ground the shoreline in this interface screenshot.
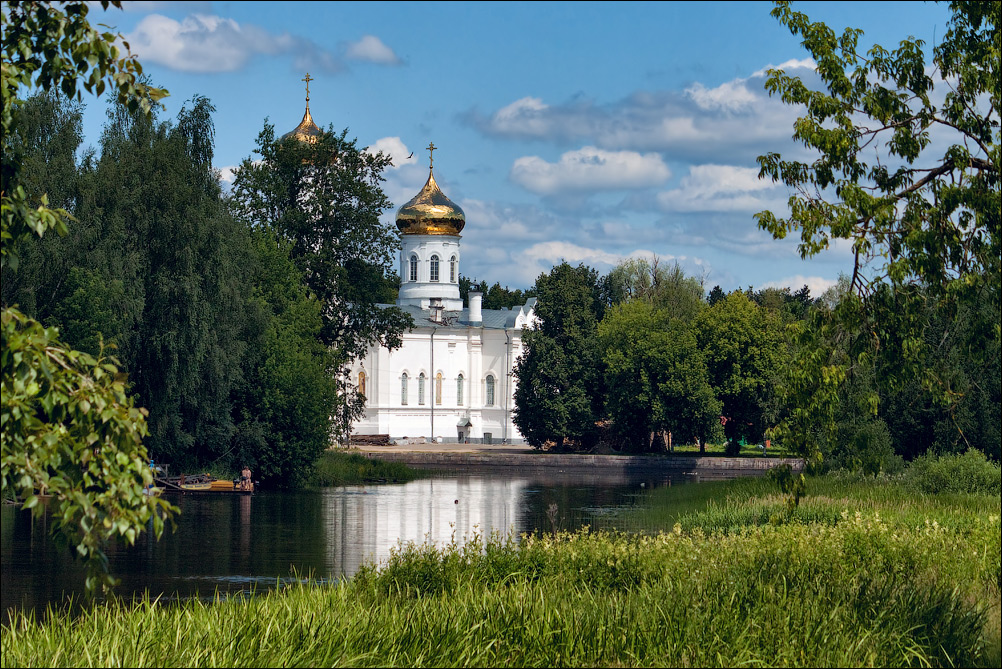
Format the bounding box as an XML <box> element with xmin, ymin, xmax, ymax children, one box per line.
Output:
<box><xmin>353</xmin><ymin>443</ymin><xmax>804</xmax><ymax>479</ymax></box>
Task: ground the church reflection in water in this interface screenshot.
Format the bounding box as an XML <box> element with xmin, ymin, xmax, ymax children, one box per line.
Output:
<box><xmin>322</xmin><ymin>477</ymin><xmax>527</xmax><ymax>576</ymax></box>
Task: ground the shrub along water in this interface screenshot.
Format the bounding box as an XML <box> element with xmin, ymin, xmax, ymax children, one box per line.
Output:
<box><xmin>3</xmin><ymin>458</ymin><xmax>999</xmax><ymax>667</ymax></box>
<box><xmin>306</xmin><ymin>450</ymin><xmax>423</xmax><ymax>487</ymax></box>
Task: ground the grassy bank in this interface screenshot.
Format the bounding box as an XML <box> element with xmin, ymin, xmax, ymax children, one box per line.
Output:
<box><xmin>305</xmin><ymin>450</ymin><xmax>424</xmax><ymax>487</ymax></box>
<box><xmin>3</xmin><ymin>460</ymin><xmax>999</xmax><ymax>667</ymax></box>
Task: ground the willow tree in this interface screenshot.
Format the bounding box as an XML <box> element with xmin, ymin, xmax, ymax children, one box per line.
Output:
<box><xmin>756</xmin><ymin>1</ymin><xmax>1000</xmax><ymax>463</ymax></box>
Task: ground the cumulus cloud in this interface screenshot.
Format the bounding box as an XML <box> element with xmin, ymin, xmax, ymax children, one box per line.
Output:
<box><xmin>762</xmin><ymin>274</ymin><xmax>838</xmax><ymax>296</ymax></box>
<box><xmin>126</xmin><ymin>13</ymin><xmax>313</xmax><ymax>72</ymax></box>
<box><xmin>125</xmin><ymin>13</ymin><xmax>401</xmax><ymax>74</ymax></box>
<box><xmin>366</xmin><ymin>137</ymin><xmax>417</xmax><ymax>168</ymax></box>
<box><xmin>464</xmin><ymin>63</ymin><xmax>824</xmax><ymax>164</ymax></box>
<box><xmin>510</xmin><ymin>147</ymin><xmax>671</xmax><ymax>196</ymax></box>
<box><xmin>685</xmin><ymin>79</ymin><xmax>758</xmax><ymax>113</ymax></box>
<box><xmin>656</xmin><ymin>164</ymin><xmax>788</xmax><ymax>213</ymax></box>
<box><xmin>751</xmin><ymin>57</ymin><xmax>816</xmax><ymax>78</ymax></box>
<box><xmin>345</xmin><ymin>35</ymin><xmax>401</xmax><ymax>65</ymax></box>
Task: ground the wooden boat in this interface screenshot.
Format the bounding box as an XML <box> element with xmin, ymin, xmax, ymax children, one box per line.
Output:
<box><xmin>156</xmin><ymin>473</ymin><xmax>254</xmax><ymax>494</ymax></box>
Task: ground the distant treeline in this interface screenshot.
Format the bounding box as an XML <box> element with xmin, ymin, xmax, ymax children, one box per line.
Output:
<box><xmin>512</xmin><ymin>259</ymin><xmax>1000</xmax><ymax>467</ymax></box>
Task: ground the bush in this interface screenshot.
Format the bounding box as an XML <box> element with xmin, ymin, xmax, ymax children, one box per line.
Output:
<box><xmin>903</xmin><ymin>450</ymin><xmax>1001</xmax><ymax>496</ymax></box>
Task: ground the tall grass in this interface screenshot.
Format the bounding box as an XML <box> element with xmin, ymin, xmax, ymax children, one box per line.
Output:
<box><xmin>306</xmin><ymin>450</ymin><xmax>424</xmax><ymax>487</ymax></box>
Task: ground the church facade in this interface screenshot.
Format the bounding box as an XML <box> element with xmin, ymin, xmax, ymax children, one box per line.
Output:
<box><xmin>348</xmin><ymin>145</ymin><xmax>536</xmax><ymax>444</ymax></box>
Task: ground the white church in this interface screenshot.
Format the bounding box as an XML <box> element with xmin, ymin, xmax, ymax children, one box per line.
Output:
<box><xmin>284</xmin><ymin>83</ymin><xmax>537</xmax><ymax>444</ymax></box>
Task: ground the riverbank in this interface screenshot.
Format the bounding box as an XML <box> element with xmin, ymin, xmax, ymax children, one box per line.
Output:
<box><xmin>4</xmin><ymin>460</ymin><xmax>998</xmax><ymax>668</ymax></box>
<box><xmin>356</xmin><ymin>443</ymin><xmax>803</xmax><ymax>480</ymax></box>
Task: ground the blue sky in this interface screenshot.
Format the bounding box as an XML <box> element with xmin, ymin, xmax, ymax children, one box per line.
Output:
<box><xmin>75</xmin><ymin>1</ymin><xmax>955</xmax><ymax>294</ymax></box>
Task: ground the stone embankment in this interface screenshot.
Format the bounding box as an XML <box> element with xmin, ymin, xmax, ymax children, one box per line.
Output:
<box><xmin>361</xmin><ymin>450</ymin><xmax>804</xmax><ymax>481</ymax></box>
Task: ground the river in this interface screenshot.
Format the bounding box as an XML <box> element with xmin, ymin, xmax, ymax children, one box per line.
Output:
<box><xmin>1</xmin><ymin>469</ymin><xmax>686</xmax><ymax>620</ymax></box>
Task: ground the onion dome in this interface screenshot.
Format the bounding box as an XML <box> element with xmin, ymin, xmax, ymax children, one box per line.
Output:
<box><xmin>395</xmin><ymin>143</ymin><xmax>466</xmax><ymax>236</ymax></box>
<box><xmin>282</xmin><ymin>72</ymin><xmax>321</xmax><ymax>144</ymax></box>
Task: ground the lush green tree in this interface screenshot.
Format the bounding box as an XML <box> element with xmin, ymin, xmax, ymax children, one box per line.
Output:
<box><xmin>231</xmin><ymin>230</ymin><xmax>337</xmax><ymax>485</ymax></box>
<box><xmin>603</xmin><ymin>257</ymin><xmax>705</xmax><ymax>322</ymax></box>
<box><xmin>599</xmin><ymin>301</ymin><xmax>721</xmax><ymax>453</ymax></box>
<box><xmin>1</xmin><ymin>92</ymin><xmax>88</xmax><ymax>317</ymax></box>
<box><xmin>707</xmin><ymin>285</ymin><xmax>726</xmax><ymax>307</ymax></box>
<box><xmin>229</xmin><ymin>122</ymin><xmax>411</xmax><ymax>443</ymax></box>
<box><xmin>513</xmin><ymin>263</ymin><xmax>605</xmax><ymax>449</ymax></box>
<box><xmin>697</xmin><ymin>291</ymin><xmax>787</xmax><ymax>452</ymax></box>
<box><xmin>1</xmin><ymin>0</ymin><xmax>173</xmax><ymax>593</ymax></box>
<box><xmin>756</xmin><ymin>1</ymin><xmax>1000</xmax><ymax>462</ymax></box>
<box><xmin>74</xmin><ymin>97</ymin><xmax>249</xmax><ymax>466</ymax></box>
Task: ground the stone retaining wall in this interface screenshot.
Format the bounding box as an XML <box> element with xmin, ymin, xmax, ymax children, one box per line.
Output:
<box><xmin>364</xmin><ymin>451</ymin><xmax>804</xmax><ymax>480</ymax></box>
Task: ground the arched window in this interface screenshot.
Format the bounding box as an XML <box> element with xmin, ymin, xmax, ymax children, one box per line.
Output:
<box><xmin>430</xmin><ymin>255</ymin><xmax>440</xmax><ymax>282</ymax></box>
<box><xmin>409</xmin><ymin>255</ymin><xmax>418</xmax><ymax>282</ymax></box>
<box><xmin>435</xmin><ymin>372</ymin><xmax>443</xmax><ymax>405</ymax></box>
<box><xmin>401</xmin><ymin>373</ymin><xmax>408</xmax><ymax>405</ymax></box>
<box><xmin>418</xmin><ymin>372</ymin><xmax>426</xmax><ymax>405</ymax></box>
<box><xmin>485</xmin><ymin>374</ymin><xmax>496</xmax><ymax>407</ymax></box>
<box><xmin>457</xmin><ymin>374</ymin><xmax>464</xmax><ymax>406</ymax></box>
<box><xmin>358</xmin><ymin>371</ymin><xmax>366</xmax><ymax>398</ymax></box>
<box><xmin>450</xmin><ymin>256</ymin><xmax>457</xmax><ymax>283</ymax></box>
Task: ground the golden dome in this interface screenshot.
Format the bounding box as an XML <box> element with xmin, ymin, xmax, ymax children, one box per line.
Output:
<box><xmin>282</xmin><ymin>105</ymin><xmax>321</xmax><ymax>144</ymax></box>
<box><xmin>282</xmin><ymin>72</ymin><xmax>321</xmax><ymax>144</ymax></box>
<box><xmin>396</xmin><ymin>144</ymin><xmax>465</xmax><ymax>236</ymax></box>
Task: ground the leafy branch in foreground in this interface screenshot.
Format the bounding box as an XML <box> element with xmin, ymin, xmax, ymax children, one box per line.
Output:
<box><xmin>1</xmin><ymin>1</ymin><xmax>175</xmax><ymax>592</ymax></box>
<box><xmin>756</xmin><ymin>1</ymin><xmax>1000</xmax><ymax>462</ymax></box>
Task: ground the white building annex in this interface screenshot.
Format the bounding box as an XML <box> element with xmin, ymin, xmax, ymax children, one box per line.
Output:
<box><xmin>349</xmin><ymin>143</ymin><xmax>537</xmax><ymax>444</ymax></box>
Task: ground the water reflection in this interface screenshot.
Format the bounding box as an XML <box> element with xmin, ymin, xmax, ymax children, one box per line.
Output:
<box><xmin>1</xmin><ymin>471</ymin><xmax>672</xmax><ymax>621</ymax></box>
<box><xmin>325</xmin><ymin>477</ymin><xmax>525</xmax><ymax>574</ymax></box>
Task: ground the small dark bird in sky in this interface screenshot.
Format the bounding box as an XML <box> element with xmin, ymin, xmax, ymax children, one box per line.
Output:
<box><xmin>407</xmin><ymin>152</ymin><xmax>414</xmax><ymax>159</ymax></box>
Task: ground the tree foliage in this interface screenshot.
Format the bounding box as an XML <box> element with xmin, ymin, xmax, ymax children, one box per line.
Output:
<box><xmin>600</xmin><ymin>301</ymin><xmax>721</xmax><ymax>453</ymax></box>
<box><xmin>513</xmin><ymin>263</ymin><xmax>605</xmax><ymax>449</ymax></box>
<box><xmin>229</xmin><ymin>122</ymin><xmax>411</xmax><ymax>444</ymax></box>
<box><xmin>756</xmin><ymin>1</ymin><xmax>1000</xmax><ymax>462</ymax></box>
<box><xmin>696</xmin><ymin>291</ymin><xmax>786</xmax><ymax>450</ymax></box>
<box><xmin>1</xmin><ymin>0</ymin><xmax>174</xmax><ymax>593</ymax></box>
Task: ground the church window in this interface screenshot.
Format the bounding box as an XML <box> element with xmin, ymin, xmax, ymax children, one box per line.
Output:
<box><xmin>418</xmin><ymin>373</ymin><xmax>426</xmax><ymax>405</ymax></box>
<box><xmin>409</xmin><ymin>255</ymin><xmax>418</xmax><ymax>282</ymax></box>
<box><xmin>435</xmin><ymin>373</ymin><xmax>443</xmax><ymax>405</ymax></box>
<box><xmin>450</xmin><ymin>256</ymin><xmax>457</xmax><ymax>283</ymax></box>
<box><xmin>358</xmin><ymin>371</ymin><xmax>366</xmax><ymax>398</ymax></box>
<box><xmin>430</xmin><ymin>255</ymin><xmax>440</xmax><ymax>282</ymax></box>
<box><xmin>457</xmin><ymin>374</ymin><xmax>464</xmax><ymax>406</ymax></box>
<box><xmin>401</xmin><ymin>373</ymin><xmax>408</xmax><ymax>405</ymax></box>
<box><xmin>485</xmin><ymin>374</ymin><xmax>496</xmax><ymax>407</ymax></box>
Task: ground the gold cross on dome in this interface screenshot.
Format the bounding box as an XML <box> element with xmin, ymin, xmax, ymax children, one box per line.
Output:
<box><xmin>302</xmin><ymin>72</ymin><xmax>313</xmax><ymax>100</ymax></box>
<box><xmin>427</xmin><ymin>141</ymin><xmax>436</xmax><ymax>169</ymax></box>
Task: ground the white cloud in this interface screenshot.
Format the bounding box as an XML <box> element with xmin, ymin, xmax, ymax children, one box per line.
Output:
<box><xmin>118</xmin><ymin>1</ymin><xmax>212</xmax><ymax>11</ymax></box>
<box><xmin>126</xmin><ymin>13</ymin><xmax>305</xmax><ymax>72</ymax></box>
<box><xmin>217</xmin><ymin>165</ymin><xmax>238</xmax><ymax>186</ymax></box>
<box><xmin>762</xmin><ymin>274</ymin><xmax>837</xmax><ymax>296</ymax></box>
<box><xmin>366</xmin><ymin>137</ymin><xmax>416</xmax><ymax>169</ymax></box>
<box><xmin>345</xmin><ymin>35</ymin><xmax>401</xmax><ymax>64</ymax></box>
<box><xmin>488</xmin><ymin>97</ymin><xmax>551</xmax><ymax>135</ymax></box>
<box><xmin>510</xmin><ymin>147</ymin><xmax>671</xmax><ymax>196</ymax></box>
<box><xmin>751</xmin><ymin>58</ymin><xmax>816</xmax><ymax>78</ymax></box>
<box><xmin>685</xmin><ymin>79</ymin><xmax>758</xmax><ymax>113</ymax></box>
<box><xmin>657</xmin><ymin>164</ymin><xmax>788</xmax><ymax>213</ymax></box>
<box><xmin>466</xmin><ymin>59</ymin><xmax>821</xmax><ymax>164</ymax></box>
